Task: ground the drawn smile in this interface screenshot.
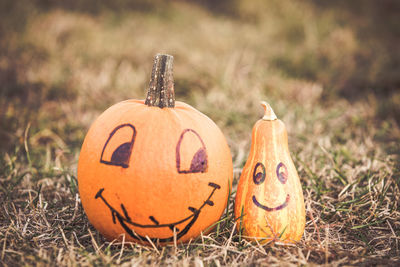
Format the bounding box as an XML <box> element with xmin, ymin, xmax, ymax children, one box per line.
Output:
<box><xmin>252</xmin><ymin>194</ymin><xmax>290</xmax><ymax>212</ymax></box>
<box><xmin>95</xmin><ymin>182</ymin><xmax>220</xmax><ymax>243</ymax></box>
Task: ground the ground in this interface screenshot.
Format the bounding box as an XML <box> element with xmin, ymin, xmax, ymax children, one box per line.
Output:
<box><xmin>0</xmin><ymin>0</ymin><xmax>399</xmax><ymax>266</ymax></box>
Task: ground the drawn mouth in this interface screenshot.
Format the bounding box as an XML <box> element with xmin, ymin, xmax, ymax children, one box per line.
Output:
<box><xmin>252</xmin><ymin>194</ymin><xmax>290</xmax><ymax>212</ymax></box>
<box><xmin>95</xmin><ymin>182</ymin><xmax>221</xmax><ymax>243</ymax></box>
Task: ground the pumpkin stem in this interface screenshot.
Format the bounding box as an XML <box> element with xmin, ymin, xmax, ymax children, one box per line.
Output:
<box><xmin>145</xmin><ymin>54</ymin><xmax>175</xmax><ymax>108</ymax></box>
<box><xmin>261</xmin><ymin>101</ymin><xmax>277</xmax><ymax>120</ymax></box>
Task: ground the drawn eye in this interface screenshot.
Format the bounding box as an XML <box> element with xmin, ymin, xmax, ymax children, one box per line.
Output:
<box><xmin>253</xmin><ymin>162</ymin><xmax>266</xmax><ymax>185</ymax></box>
<box><xmin>276</xmin><ymin>162</ymin><xmax>288</xmax><ymax>184</ymax></box>
<box><xmin>176</xmin><ymin>129</ymin><xmax>208</xmax><ymax>174</ymax></box>
<box><xmin>100</xmin><ymin>124</ymin><xmax>136</xmax><ymax>168</ymax></box>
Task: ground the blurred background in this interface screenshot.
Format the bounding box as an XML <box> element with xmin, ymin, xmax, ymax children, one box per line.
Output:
<box><xmin>1</xmin><ymin>2</ymin><xmax>399</xmax><ymax>263</ymax></box>
<box><xmin>0</xmin><ymin>0</ymin><xmax>399</xmax><ymax>171</ymax></box>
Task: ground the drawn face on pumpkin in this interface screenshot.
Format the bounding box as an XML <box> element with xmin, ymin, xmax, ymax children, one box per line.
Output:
<box><xmin>94</xmin><ymin>123</ymin><xmax>221</xmax><ymax>243</ymax></box>
<box><xmin>251</xmin><ymin>162</ymin><xmax>290</xmax><ymax>211</ymax></box>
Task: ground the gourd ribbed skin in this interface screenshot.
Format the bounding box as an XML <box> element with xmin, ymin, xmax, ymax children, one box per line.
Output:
<box><xmin>78</xmin><ymin>100</ymin><xmax>233</xmax><ymax>245</ymax></box>
<box><xmin>234</xmin><ymin>114</ymin><xmax>305</xmax><ymax>243</ymax></box>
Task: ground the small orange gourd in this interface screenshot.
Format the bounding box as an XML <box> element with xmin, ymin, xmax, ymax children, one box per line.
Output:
<box><xmin>78</xmin><ymin>54</ymin><xmax>233</xmax><ymax>245</ymax></box>
<box><xmin>234</xmin><ymin>102</ymin><xmax>305</xmax><ymax>243</ymax></box>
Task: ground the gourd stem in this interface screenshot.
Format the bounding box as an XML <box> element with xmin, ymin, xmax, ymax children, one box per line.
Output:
<box><xmin>261</xmin><ymin>101</ymin><xmax>277</xmax><ymax>120</ymax></box>
<box><xmin>145</xmin><ymin>54</ymin><xmax>175</xmax><ymax>108</ymax></box>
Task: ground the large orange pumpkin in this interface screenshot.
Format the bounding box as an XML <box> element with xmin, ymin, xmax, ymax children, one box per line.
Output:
<box><xmin>234</xmin><ymin>102</ymin><xmax>305</xmax><ymax>243</ymax></box>
<box><xmin>78</xmin><ymin>54</ymin><xmax>233</xmax><ymax>245</ymax></box>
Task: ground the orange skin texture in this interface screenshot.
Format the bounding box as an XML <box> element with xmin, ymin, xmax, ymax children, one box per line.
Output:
<box><xmin>78</xmin><ymin>100</ymin><xmax>233</xmax><ymax>245</ymax></box>
<box><xmin>234</xmin><ymin>117</ymin><xmax>305</xmax><ymax>243</ymax></box>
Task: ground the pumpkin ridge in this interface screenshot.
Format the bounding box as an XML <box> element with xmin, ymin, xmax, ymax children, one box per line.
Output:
<box><xmin>238</xmin><ymin>121</ymin><xmax>260</xmax><ymax>227</ymax></box>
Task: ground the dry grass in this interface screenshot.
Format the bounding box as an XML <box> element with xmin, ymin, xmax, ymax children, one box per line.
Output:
<box><xmin>1</xmin><ymin>0</ymin><xmax>399</xmax><ymax>266</ymax></box>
